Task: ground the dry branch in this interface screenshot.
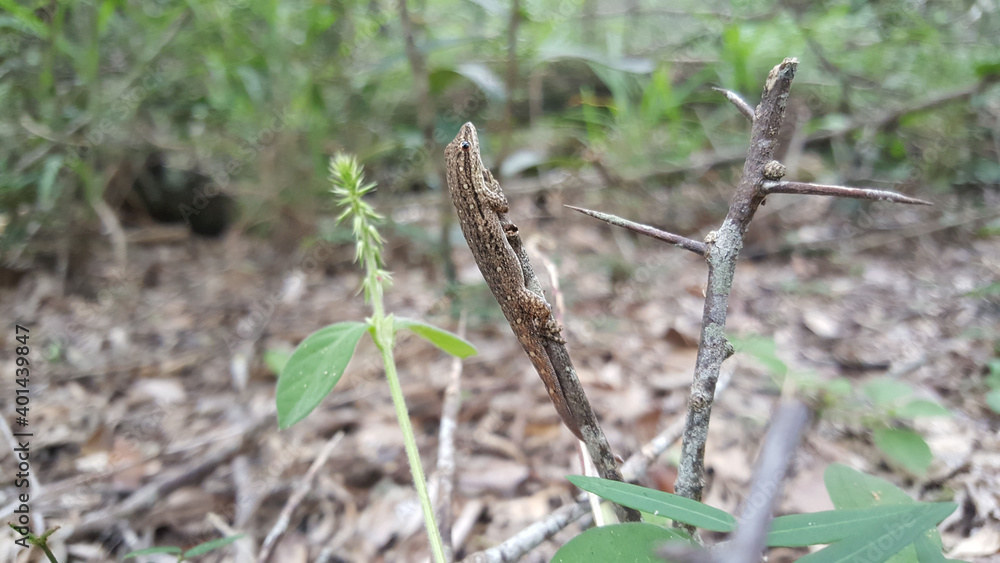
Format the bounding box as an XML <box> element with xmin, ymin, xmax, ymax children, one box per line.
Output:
<box><xmin>432</xmin><ymin>315</ymin><xmax>467</xmax><ymax>561</ymax></box>
<box><xmin>673</xmin><ymin>58</ymin><xmax>800</xmax><ymax>509</ymax></box>
<box><xmin>761</xmin><ymin>180</ymin><xmax>932</xmax><ymax>205</ymax></box>
<box><xmin>718</xmin><ymin>401</ymin><xmax>809</xmax><ymax>563</ymax></box>
<box><xmin>460</xmin><ymin>376</ymin><xmax>730</xmax><ymax>562</ymax></box>
<box><xmin>712</xmin><ymin>87</ymin><xmax>755</xmax><ymax>122</ymax></box>
<box><xmin>70</xmin><ymin>412</ymin><xmax>274</xmax><ymax>538</ymax></box>
<box><xmin>257</xmin><ymin>432</ymin><xmax>343</xmax><ymax>563</ymax></box>
<box><xmin>505</xmin><ymin>227</ymin><xmax>642</xmax><ymax>524</ymax></box>
<box><xmin>565</xmin><ymin>205</ymin><xmax>708</xmax><ymax>256</ymax></box>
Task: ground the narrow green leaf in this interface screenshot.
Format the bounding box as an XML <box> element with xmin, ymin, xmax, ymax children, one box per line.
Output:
<box><xmin>913</xmin><ymin>531</ymin><xmax>966</xmax><ymax>562</ymax></box>
<box><xmin>796</xmin><ymin>502</ymin><xmax>956</xmax><ymax>563</ymax></box>
<box><xmin>123</xmin><ymin>546</ymin><xmax>184</xmax><ymax>558</ymax></box>
<box><xmin>183</xmin><ymin>534</ymin><xmax>245</xmax><ymax>557</ymax></box>
<box><xmin>823</xmin><ymin>465</ymin><xmax>957</xmax><ymax>561</ymax></box>
<box><xmin>566</xmin><ymin>475</ymin><xmax>736</xmax><ymax>532</ymax></box>
<box><xmin>396</xmin><ymin>317</ymin><xmax>477</xmax><ymax>359</ymax></box>
<box><xmin>873</xmin><ymin>428</ymin><xmax>932</xmax><ymax>475</ymax></box>
<box><xmin>552</xmin><ymin>522</ymin><xmax>689</xmax><ymax>563</ymax></box>
<box><xmin>895</xmin><ymin>399</ymin><xmax>951</xmax><ymax>419</ymax></box>
<box><xmin>37</xmin><ymin>155</ymin><xmax>63</xmax><ymax>211</ymax></box>
<box><xmin>824</xmin><ymin>463</ymin><xmax>914</xmax><ymax>509</ymax></box>
<box><xmin>277</xmin><ymin>321</ymin><xmax>368</xmax><ymax>429</ymax></box>
<box><xmin>768</xmin><ymin>505</ymin><xmax>931</xmax><ymax>547</ymax></box>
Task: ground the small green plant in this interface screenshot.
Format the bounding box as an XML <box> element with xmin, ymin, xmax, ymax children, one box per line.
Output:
<box><xmin>275</xmin><ymin>154</ymin><xmax>476</xmax><ymax>563</ymax></box>
<box><xmin>554</xmin><ymin>465</ymin><xmax>957</xmax><ymax>562</ymax></box>
<box><xmin>123</xmin><ymin>535</ymin><xmax>244</xmax><ymax>561</ymax></box>
<box><xmin>733</xmin><ymin>334</ymin><xmax>951</xmax><ymax>476</ymax></box>
<box><xmin>7</xmin><ymin>524</ymin><xmax>60</xmax><ymax>563</ymax></box>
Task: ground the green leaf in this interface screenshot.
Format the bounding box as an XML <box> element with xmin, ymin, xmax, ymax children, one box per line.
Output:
<box><xmin>821</xmin><ymin>463</ymin><xmax>956</xmax><ymax>561</ymax></box>
<box><xmin>183</xmin><ymin>534</ymin><xmax>245</xmax><ymax>557</ymax></box>
<box><xmin>963</xmin><ymin>282</ymin><xmax>1000</xmax><ymax>298</ymax></box>
<box><xmin>124</xmin><ymin>546</ymin><xmax>184</xmax><ymax>558</ymax></box>
<box><xmin>551</xmin><ymin>522</ymin><xmax>689</xmax><ymax>563</ymax></box>
<box><xmin>864</xmin><ymin>379</ymin><xmax>913</xmax><ymax>408</ymax></box>
<box><xmin>974</xmin><ymin>61</ymin><xmax>1000</xmax><ymax>80</ymax></box>
<box><xmin>37</xmin><ymin>155</ymin><xmax>63</xmax><ymax>211</ymax></box>
<box><xmin>277</xmin><ymin>321</ymin><xmax>368</xmax><ymax>429</ymax></box>
<box><xmin>873</xmin><ymin>428</ymin><xmax>933</xmax><ymax>475</ymax></box>
<box><xmin>913</xmin><ymin>531</ymin><xmax>966</xmax><ymax>563</ymax></box>
<box><xmin>796</xmin><ymin>502</ymin><xmax>956</xmax><ymax>563</ymax></box>
<box><xmin>824</xmin><ymin>463</ymin><xmax>915</xmax><ymax>509</ymax></box>
<box><xmin>895</xmin><ymin>399</ymin><xmax>951</xmax><ymax>419</ymax></box>
<box><xmin>263</xmin><ymin>349</ymin><xmax>291</xmax><ymax>377</ymax></box>
<box><xmin>986</xmin><ymin>390</ymin><xmax>1000</xmax><ymax>414</ymax></box>
<box><xmin>986</xmin><ymin>359</ymin><xmax>1000</xmax><ymax>385</ymax></box>
<box><xmin>566</xmin><ymin>475</ymin><xmax>736</xmax><ymax>532</ymax></box>
<box><xmin>731</xmin><ymin>335</ymin><xmax>787</xmax><ymax>377</ymax></box>
<box><xmin>768</xmin><ymin>505</ymin><xmax>934</xmax><ymax>547</ymax></box>
<box><xmin>395</xmin><ymin>317</ymin><xmax>477</xmax><ymax>359</ymax></box>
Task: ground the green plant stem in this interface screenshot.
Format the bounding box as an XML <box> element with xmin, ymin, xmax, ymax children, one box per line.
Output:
<box><xmin>375</xmin><ymin>323</ymin><xmax>446</xmax><ymax>563</ymax></box>
<box><xmin>367</xmin><ymin>257</ymin><xmax>445</xmax><ymax>562</ymax></box>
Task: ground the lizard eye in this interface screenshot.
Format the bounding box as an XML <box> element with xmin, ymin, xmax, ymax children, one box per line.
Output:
<box><xmin>460</xmin><ymin>141</ymin><xmax>471</xmax><ymax>150</ymax></box>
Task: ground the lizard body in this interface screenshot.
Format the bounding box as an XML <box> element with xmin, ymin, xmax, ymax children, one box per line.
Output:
<box><xmin>445</xmin><ymin>122</ymin><xmax>582</xmax><ymax>440</ymax></box>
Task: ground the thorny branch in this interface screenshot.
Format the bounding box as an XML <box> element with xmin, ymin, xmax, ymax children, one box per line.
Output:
<box><xmin>572</xmin><ymin>58</ymin><xmax>931</xmax><ymax>521</ymax></box>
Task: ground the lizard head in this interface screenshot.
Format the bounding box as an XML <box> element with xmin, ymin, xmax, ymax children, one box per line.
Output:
<box><xmin>445</xmin><ymin>122</ymin><xmax>488</xmax><ymax>188</ymax></box>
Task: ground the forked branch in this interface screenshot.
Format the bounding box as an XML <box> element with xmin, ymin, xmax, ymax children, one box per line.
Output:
<box><xmin>571</xmin><ymin>58</ymin><xmax>933</xmax><ymax>518</ymax></box>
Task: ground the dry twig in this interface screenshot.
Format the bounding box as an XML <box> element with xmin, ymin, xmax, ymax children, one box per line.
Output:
<box><xmin>432</xmin><ymin>314</ymin><xmax>467</xmax><ymax>561</ymax></box>
<box><xmin>565</xmin><ymin>205</ymin><xmax>708</xmax><ymax>256</ymax></box>
<box><xmin>257</xmin><ymin>432</ymin><xmax>344</xmax><ymax>563</ymax></box>
<box><xmin>712</xmin><ymin>87</ymin><xmax>756</xmax><ymax>122</ymax></box>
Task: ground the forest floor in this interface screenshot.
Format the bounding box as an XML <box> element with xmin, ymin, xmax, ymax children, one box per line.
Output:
<box><xmin>1</xmin><ymin>175</ymin><xmax>999</xmax><ymax>563</ymax></box>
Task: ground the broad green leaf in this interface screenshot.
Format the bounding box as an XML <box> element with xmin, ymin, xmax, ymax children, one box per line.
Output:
<box><xmin>895</xmin><ymin>399</ymin><xmax>951</xmax><ymax>419</ymax></box>
<box><xmin>551</xmin><ymin>522</ymin><xmax>689</xmax><ymax>563</ymax></box>
<box><xmin>768</xmin><ymin>505</ymin><xmax>932</xmax><ymax>547</ymax></box>
<box><xmin>396</xmin><ymin>317</ymin><xmax>477</xmax><ymax>359</ymax></box>
<box><xmin>124</xmin><ymin>546</ymin><xmax>184</xmax><ymax>557</ymax></box>
<box><xmin>797</xmin><ymin>502</ymin><xmax>956</xmax><ymax>563</ymax></box>
<box><xmin>277</xmin><ymin>321</ymin><xmax>368</xmax><ymax>429</ymax></box>
<box><xmin>183</xmin><ymin>534</ymin><xmax>245</xmax><ymax>557</ymax></box>
<box><xmin>824</xmin><ymin>463</ymin><xmax>915</xmax><ymax>509</ymax></box>
<box><xmin>864</xmin><ymin>379</ymin><xmax>913</xmax><ymax>408</ymax></box>
<box><xmin>986</xmin><ymin>390</ymin><xmax>1000</xmax><ymax>414</ymax></box>
<box><xmin>566</xmin><ymin>475</ymin><xmax>736</xmax><ymax>532</ymax></box>
<box><xmin>874</xmin><ymin>428</ymin><xmax>932</xmax><ymax>475</ymax></box>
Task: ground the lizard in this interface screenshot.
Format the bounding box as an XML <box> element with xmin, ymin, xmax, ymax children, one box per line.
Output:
<box><xmin>444</xmin><ymin>122</ymin><xmax>583</xmax><ymax>441</ymax></box>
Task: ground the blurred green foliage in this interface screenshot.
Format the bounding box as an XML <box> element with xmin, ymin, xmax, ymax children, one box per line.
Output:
<box><xmin>733</xmin><ymin>333</ymin><xmax>952</xmax><ymax>476</ymax></box>
<box><xmin>0</xmin><ymin>0</ymin><xmax>996</xmax><ymax>259</ymax></box>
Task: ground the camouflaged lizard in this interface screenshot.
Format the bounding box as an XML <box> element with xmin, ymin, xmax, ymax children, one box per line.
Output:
<box><xmin>445</xmin><ymin>122</ymin><xmax>582</xmax><ymax>440</ymax></box>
